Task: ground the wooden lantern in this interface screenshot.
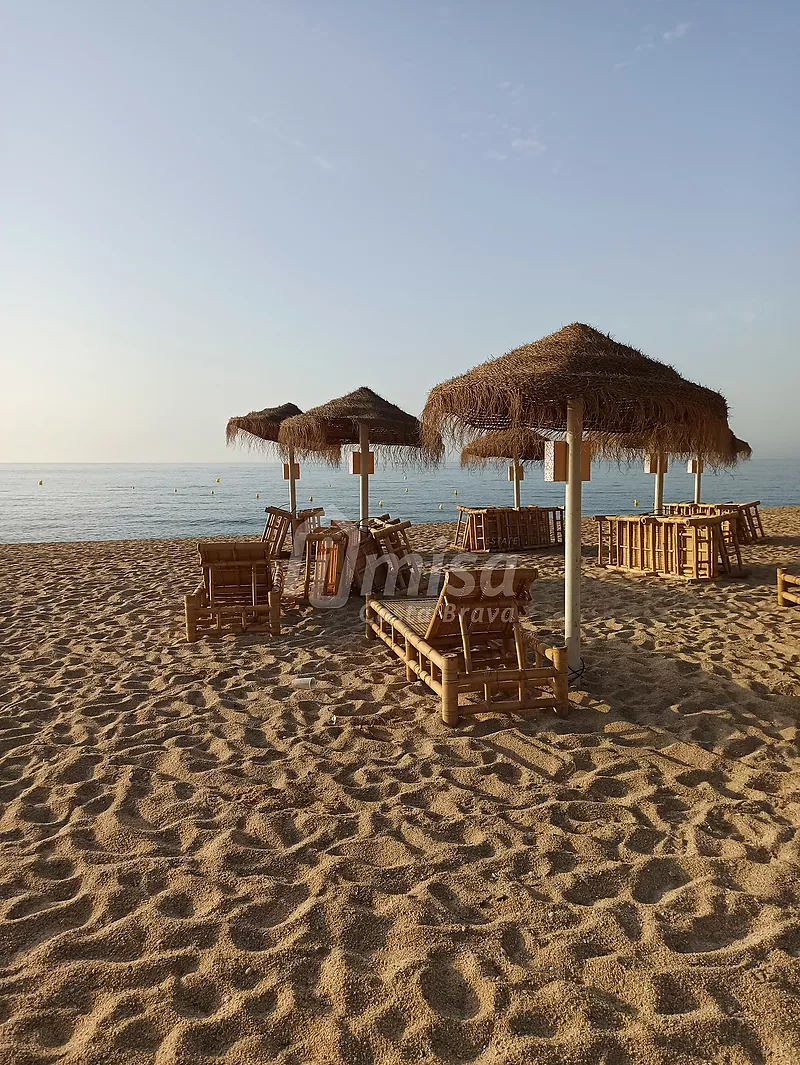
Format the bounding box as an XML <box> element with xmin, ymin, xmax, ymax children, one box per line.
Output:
<box><xmin>349</xmin><ymin>451</ymin><xmax>374</xmax><ymax>475</ymax></box>
<box><xmin>544</xmin><ymin>440</ymin><xmax>591</xmax><ymax>482</ymax></box>
<box><xmin>283</xmin><ymin>463</ymin><xmax>300</xmax><ymax>481</ymax></box>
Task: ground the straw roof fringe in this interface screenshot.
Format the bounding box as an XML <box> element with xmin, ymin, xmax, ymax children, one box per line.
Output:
<box><xmin>460</xmin><ymin>428</ymin><xmax>546</xmax><ymax>468</ymax></box>
<box><xmin>279</xmin><ymin>386</ymin><xmax>443</xmax><ymax>467</ymax></box>
<box><xmin>608</xmin><ymin>427</ymin><xmax>752</xmax><ymax>468</ymax></box>
<box><xmin>422</xmin><ymin>323</ymin><xmax>734</xmax><ymax>465</ymax></box>
<box><xmin>225</xmin><ymin>403</ymin><xmax>303</xmax><ymax>451</ymax></box>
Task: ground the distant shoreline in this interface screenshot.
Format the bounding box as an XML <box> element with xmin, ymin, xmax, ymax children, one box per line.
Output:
<box><xmin>2</xmin><ymin>507</ymin><xmax>799</xmax><ymax>550</ymax></box>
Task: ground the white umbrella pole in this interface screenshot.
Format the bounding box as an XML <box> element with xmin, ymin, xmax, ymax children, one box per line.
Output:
<box><xmin>512</xmin><ymin>458</ymin><xmax>521</xmax><ymax>510</ymax></box>
<box><xmin>654</xmin><ymin>453</ymin><xmax>665</xmax><ymax>514</ymax></box>
<box><xmin>564</xmin><ymin>399</ymin><xmax>584</xmax><ymax>672</ymax></box>
<box><xmin>288</xmin><ymin>446</ymin><xmax>297</xmax><ymax>516</ymax></box>
<box><xmin>359</xmin><ymin>422</ymin><xmax>370</xmax><ymax>527</ymax></box>
<box><xmin>693</xmin><ymin>455</ymin><xmax>702</xmax><ymax>504</ymax></box>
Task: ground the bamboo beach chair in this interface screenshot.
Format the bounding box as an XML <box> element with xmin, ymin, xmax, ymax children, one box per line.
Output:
<box><xmin>365</xmin><ymin>567</ymin><xmax>569</xmax><ymax>725</ymax></box>
<box><xmin>370</xmin><ymin>520</ymin><xmax>419</xmax><ymax>593</ymax></box>
<box><xmin>185</xmin><ymin>542</ymin><xmax>281</xmax><ymax>641</ymax></box>
<box><xmin>262</xmin><ymin>506</ymin><xmax>324</xmax><ymax>557</ymax></box>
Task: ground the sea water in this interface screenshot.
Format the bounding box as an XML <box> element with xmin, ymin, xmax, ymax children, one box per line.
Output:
<box><xmin>0</xmin><ymin>458</ymin><xmax>796</xmax><ymax>544</ymax></box>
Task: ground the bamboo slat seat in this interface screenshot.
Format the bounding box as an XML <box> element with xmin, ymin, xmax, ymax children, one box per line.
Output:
<box><xmin>185</xmin><ymin>542</ymin><xmax>281</xmax><ymax>641</ymax></box>
<box><xmin>365</xmin><ymin>567</ymin><xmax>569</xmax><ymax>725</ymax></box>
<box><xmin>374</xmin><ymin>597</ymin><xmax>438</xmax><ymax>634</ymax></box>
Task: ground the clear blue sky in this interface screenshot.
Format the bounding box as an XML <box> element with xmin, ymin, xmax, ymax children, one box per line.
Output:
<box><xmin>2</xmin><ymin>0</ymin><xmax>797</xmax><ymax>461</ymax></box>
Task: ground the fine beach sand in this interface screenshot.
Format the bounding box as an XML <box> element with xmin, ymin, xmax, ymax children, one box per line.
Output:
<box><xmin>1</xmin><ymin>508</ymin><xmax>799</xmax><ymax>1065</ymax></box>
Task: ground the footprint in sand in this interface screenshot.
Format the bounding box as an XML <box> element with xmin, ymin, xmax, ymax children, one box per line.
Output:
<box><xmin>631</xmin><ymin>857</ymin><xmax>692</xmax><ymax>904</ymax></box>
<box><xmin>419</xmin><ymin>954</ymin><xmax>483</xmax><ymax>1019</ymax></box>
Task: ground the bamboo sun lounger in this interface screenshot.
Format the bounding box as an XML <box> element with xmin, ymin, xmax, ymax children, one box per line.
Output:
<box><xmin>185</xmin><ymin>542</ymin><xmax>281</xmax><ymax>641</ymax></box>
<box><xmin>365</xmin><ymin>567</ymin><xmax>569</xmax><ymax>725</ymax></box>
<box><xmin>777</xmin><ymin>568</ymin><xmax>800</xmax><ymax>608</ymax></box>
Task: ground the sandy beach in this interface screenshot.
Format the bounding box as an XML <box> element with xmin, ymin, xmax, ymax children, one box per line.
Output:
<box><xmin>1</xmin><ymin>507</ymin><xmax>799</xmax><ymax>1065</ymax></box>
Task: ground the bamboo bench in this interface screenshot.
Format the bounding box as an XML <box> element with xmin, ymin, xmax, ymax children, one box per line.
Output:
<box><xmin>452</xmin><ymin>505</ymin><xmax>565</xmax><ymax>552</ymax></box>
<box><xmin>185</xmin><ymin>543</ymin><xmax>281</xmax><ymax>641</ymax></box>
<box><xmin>777</xmin><ymin>568</ymin><xmax>800</xmax><ymax>608</ymax></box>
<box><xmin>365</xmin><ymin>567</ymin><xmax>569</xmax><ymax>725</ymax></box>
<box><xmin>594</xmin><ymin>513</ymin><xmax>744</xmax><ymax>580</ymax></box>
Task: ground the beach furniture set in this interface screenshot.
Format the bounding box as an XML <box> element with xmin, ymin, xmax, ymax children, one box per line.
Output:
<box><xmin>593</xmin><ymin>512</ymin><xmax>745</xmax><ymax>580</ymax></box>
<box><xmin>662</xmin><ymin>500</ymin><xmax>765</xmax><ymax>545</ymax></box>
<box><xmin>184</xmin><ymin>506</ymin><xmax>571</xmax><ymax>726</ymax></box>
<box><xmin>185</xmin><ymin>508</ymin><xmax>421</xmax><ymax>640</ymax></box>
<box><xmin>453</xmin><ymin>504</ymin><xmax>565</xmax><ymax>553</ymax></box>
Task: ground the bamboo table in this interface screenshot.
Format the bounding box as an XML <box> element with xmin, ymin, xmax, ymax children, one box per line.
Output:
<box><xmin>594</xmin><ymin>513</ymin><xmax>744</xmax><ymax>580</ymax></box>
<box><xmin>453</xmin><ymin>505</ymin><xmax>565</xmax><ymax>552</ymax></box>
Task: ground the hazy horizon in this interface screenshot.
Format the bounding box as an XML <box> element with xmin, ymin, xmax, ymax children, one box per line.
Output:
<box><xmin>2</xmin><ymin>1</ymin><xmax>798</xmax><ymax>463</ymax></box>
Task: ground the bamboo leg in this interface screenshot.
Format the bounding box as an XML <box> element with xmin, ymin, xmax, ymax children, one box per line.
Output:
<box><xmin>778</xmin><ymin>568</ymin><xmax>786</xmax><ymax>607</ymax></box>
<box><xmin>185</xmin><ymin>597</ymin><xmax>197</xmax><ymax>642</ymax></box>
<box><xmin>440</xmin><ymin>656</ymin><xmax>459</xmax><ymax>726</ymax></box>
<box><xmin>269</xmin><ymin>590</ymin><xmax>281</xmax><ymax>635</ymax></box>
<box><xmin>405</xmin><ymin>636</ymin><xmax>414</xmax><ymax>680</ymax></box>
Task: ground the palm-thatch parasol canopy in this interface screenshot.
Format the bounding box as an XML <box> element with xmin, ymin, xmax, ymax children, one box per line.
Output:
<box><xmin>460</xmin><ymin>428</ymin><xmax>546</xmax><ymax>467</ymax></box>
<box><xmin>226</xmin><ymin>402</ymin><xmax>304</xmax><ymax>514</ymax></box>
<box><xmin>279</xmin><ymin>386</ymin><xmax>441</xmax><ymax>524</ymax></box>
<box><xmin>279</xmin><ymin>387</ymin><xmax>436</xmax><ymax>462</ymax></box>
<box><xmin>226</xmin><ymin>402</ymin><xmax>303</xmax><ymax>448</ymax></box>
<box><xmin>461</xmin><ymin>428</ymin><xmax>546</xmax><ymax>510</ymax></box>
<box><xmin>422</xmin><ymin>322</ymin><xmax>732</xmax><ymax>464</ymax></box>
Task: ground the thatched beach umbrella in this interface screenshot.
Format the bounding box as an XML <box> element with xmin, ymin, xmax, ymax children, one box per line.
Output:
<box><xmin>609</xmin><ymin>427</ymin><xmax>752</xmax><ymax>511</ymax></box>
<box><xmin>226</xmin><ymin>402</ymin><xmax>303</xmax><ymax>514</ymax></box>
<box><xmin>421</xmin><ymin>322</ymin><xmax>734</xmax><ymax>671</ymax></box>
<box><xmin>278</xmin><ymin>387</ymin><xmax>440</xmax><ymax>525</ymax></box>
<box><xmin>460</xmin><ymin>428</ymin><xmax>546</xmax><ymax>510</ymax></box>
